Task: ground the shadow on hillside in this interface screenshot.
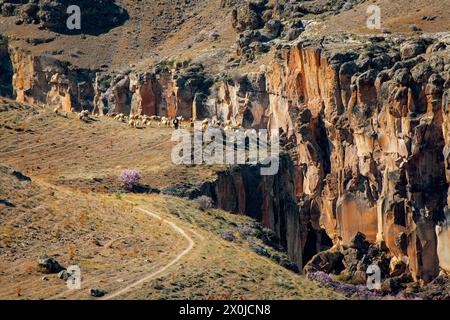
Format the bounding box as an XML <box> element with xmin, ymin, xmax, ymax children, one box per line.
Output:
<box><xmin>52</xmin><ymin>2</ymin><xmax>130</xmax><ymax>36</ymax></box>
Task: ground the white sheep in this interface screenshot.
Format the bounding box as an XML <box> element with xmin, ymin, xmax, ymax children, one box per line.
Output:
<box><xmin>128</xmin><ymin>119</ymin><xmax>136</xmax><ymax>128</ymax></box>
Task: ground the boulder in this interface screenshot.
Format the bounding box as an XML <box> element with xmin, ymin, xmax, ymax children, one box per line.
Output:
<box><xmin>349</xmin><ymin>232</ymin><xmax>370</xmax><ymax>252</ymax></box>
<box><xmin>90</xmin><ymin>288</ymin><xmax>106</xmax><ymax>298</ymax></box>
<box><xmin>37</xmin><ymin>255</ymin><xmax>64</xmax><ymax>274</ymax></box>
<box><xmin>303</xmin><ymin>250</ymin><xmax>345</xmax><ymax>275</ymax></box>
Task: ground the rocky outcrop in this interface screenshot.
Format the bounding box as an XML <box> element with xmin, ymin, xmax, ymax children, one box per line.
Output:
<box><xmin>209</xmin><ymin>72</ymin><xmax>270</xmax><ymax>128</ymax></box>
<box><xmin>193</xmin><ymin>155</ymin><xmax>306</xmax><ymax>269</ymax></box>
<box><xmin>260</xmin><ymin>35</ymin><xmax>449</xmax><ymax>283</ymax></box>
<box><xmin>6</xmin><ymin>44</ymin><xmax>95</xmax><ymax>112</ymax></box>
<box><xmin>93</xmin><ymin>73</ymin><xmax>132</xmax><ymax>115</ymax></box>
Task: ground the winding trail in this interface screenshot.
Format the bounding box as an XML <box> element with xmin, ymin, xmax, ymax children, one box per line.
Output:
<box><xmin>100</xmin><ymin>205</ymin><xmax>195</xmax><ymax>300</ymax></box>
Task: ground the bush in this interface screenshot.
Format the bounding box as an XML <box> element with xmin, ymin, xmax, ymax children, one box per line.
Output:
<box><xmin>118</xmin><ymin>169</ymin><xmax>142</xmax><ymax>191</ymax></box>
<box><xmin>195</xmin><ymin>195</ymin><xmax>214</xmax><ymax>211</ymax></box>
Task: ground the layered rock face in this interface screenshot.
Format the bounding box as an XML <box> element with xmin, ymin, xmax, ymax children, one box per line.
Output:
<box><xmin>213</xmin><ymin>156</ymin><xmax>304</xmax><ymax>268</ymax></box>
<box><xmin>260</xmin><ymin>35</ymin><xmax>449</xmax><ymax>282</ymax></box>
<box><xmin>93</xmin><ymin>63</ymin><xmax>212</xmax><ymax>118</ymax></box>
<box><xmin>0</xmin><ymin>28</ymin><xmax>449</xmax><ymax>283</ymax></box>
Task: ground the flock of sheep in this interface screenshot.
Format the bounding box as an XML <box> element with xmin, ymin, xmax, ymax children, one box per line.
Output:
<box><xmin>55</xmin><ymin>107</ymin><xmax>242</xmax><ymax>132</ymax></box>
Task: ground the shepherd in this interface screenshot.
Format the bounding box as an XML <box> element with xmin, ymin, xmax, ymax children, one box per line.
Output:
<box><xmin>173</xmin><ymin>117</ymin><xmax>180</xmax><ymax>129</ymax></box>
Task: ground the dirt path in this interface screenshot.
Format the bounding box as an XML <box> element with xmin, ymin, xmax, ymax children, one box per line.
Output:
<box><xmin>100</xmin><ymin>205</ymin><xmax>195</xmax><ymax>300</ymax></box>
<box><xmin>31</xmin><ymin>179</ymin><xmax>195</xmax><ymax>300</ymax></box>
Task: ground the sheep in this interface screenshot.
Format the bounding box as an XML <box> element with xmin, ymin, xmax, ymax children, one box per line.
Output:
<box><xmin>78</xmin><ymin>112</ymin><xmax>89</xmax><ymax>123</ymax></box>
<box><xmin>114</xmin><ymin>113</ymin><xmax>125</xmax><ymax>121</ymax></box>
<box><xmin>201</xmin><ymin>119</ymin><xmax>209</xmax><ymax>131</ymax></box>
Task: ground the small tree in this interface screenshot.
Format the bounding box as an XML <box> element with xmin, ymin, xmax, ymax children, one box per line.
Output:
<box><xmin>118</xmin><ymin>169</ymin><xmax>142</xmax><ymax>191</ymax></box>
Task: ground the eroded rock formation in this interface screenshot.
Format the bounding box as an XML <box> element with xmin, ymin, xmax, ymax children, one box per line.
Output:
<box><xmin>2</xmin><ymin>43</ymin><xmax>95</xmax><ymax>112</ymax></box>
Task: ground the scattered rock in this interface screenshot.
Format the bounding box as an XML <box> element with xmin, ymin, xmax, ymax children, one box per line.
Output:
<box><xmin>421</xmin><ymin>16</ymin><xmax>437</xmax><ymax>21</ymax></box>
<box><xmin>284</xmin><ymin>27</ymin><xmax>302</xmax><ymax>41</ymax></box>
<box><xmin>220</xmin><ymin>230</ymin><xmax>237</xmax><ymax>242</ymax></box>
<box><xmin>409</xmin><ymin>24</ymin><xmax>421</xmax><ymax>32</ymax></box>
<box><xmin>250</xmin><ymin>245</ymin><xmax>270</xmax><ymax>257</ymax></box>
<box><xmin>381</xmin><ymin>273</ymin><xmax>413</xmax><ymax>295</ymax></box>
<box><xmin>12</xmin><ymin>170</ymin><xmax>31</xmax><ymax>182</ymax></box>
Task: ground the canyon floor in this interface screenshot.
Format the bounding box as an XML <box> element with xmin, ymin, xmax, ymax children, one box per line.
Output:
<box><xmin>0</xmin><ymin>98</ymin><xmax>344</xmax><ymax>300</ymax></box>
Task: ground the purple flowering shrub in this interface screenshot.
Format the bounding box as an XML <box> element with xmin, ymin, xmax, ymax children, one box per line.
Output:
<box><xmin>118</xmin><ymin>169</ymin><xmax>142</xmax><ymax>191</ymax></box>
